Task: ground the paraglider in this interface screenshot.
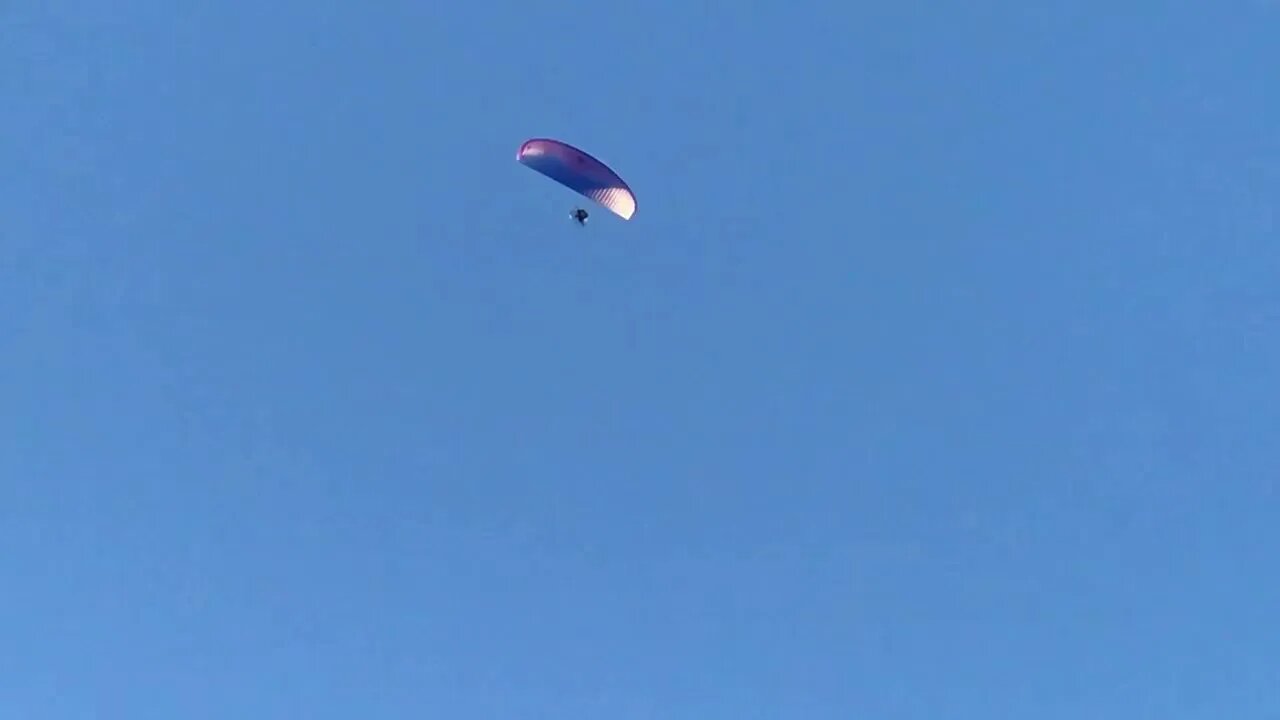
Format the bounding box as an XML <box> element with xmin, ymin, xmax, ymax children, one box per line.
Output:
<box><xmin>516</xmin><ymin>138</ymin><xmax>636</xmax><ymax>223</ymax></box>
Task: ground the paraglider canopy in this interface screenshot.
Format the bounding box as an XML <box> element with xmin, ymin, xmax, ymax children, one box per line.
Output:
<box><xmin>517</xmin><ymin>138</ymin><xmax>637</xmax><ymax>220</ymax></box>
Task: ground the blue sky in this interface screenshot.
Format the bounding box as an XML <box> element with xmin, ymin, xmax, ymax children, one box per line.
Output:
<box><xmin>3</xmin><ymin>1</ymin><xmax>1278</xmax><ymax>717</ymax></box>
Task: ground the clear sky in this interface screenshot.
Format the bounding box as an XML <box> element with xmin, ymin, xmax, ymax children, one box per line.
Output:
<box><xmin>3</xmin><ymin>2</ymin><xmax>1278</xmax><ymax>718</ymax></box>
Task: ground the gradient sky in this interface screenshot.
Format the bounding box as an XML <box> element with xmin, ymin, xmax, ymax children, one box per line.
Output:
<box><xmin>3</xmin><ymin>2</ymin><xmax>1278</xmax><ymax>718</ymax></box>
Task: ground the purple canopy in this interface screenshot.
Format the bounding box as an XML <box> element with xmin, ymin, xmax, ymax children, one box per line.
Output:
<box><xmin>516</xmin><ymin>138</ymin><xmax>637</xmax><ymax>220</ymax></box>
